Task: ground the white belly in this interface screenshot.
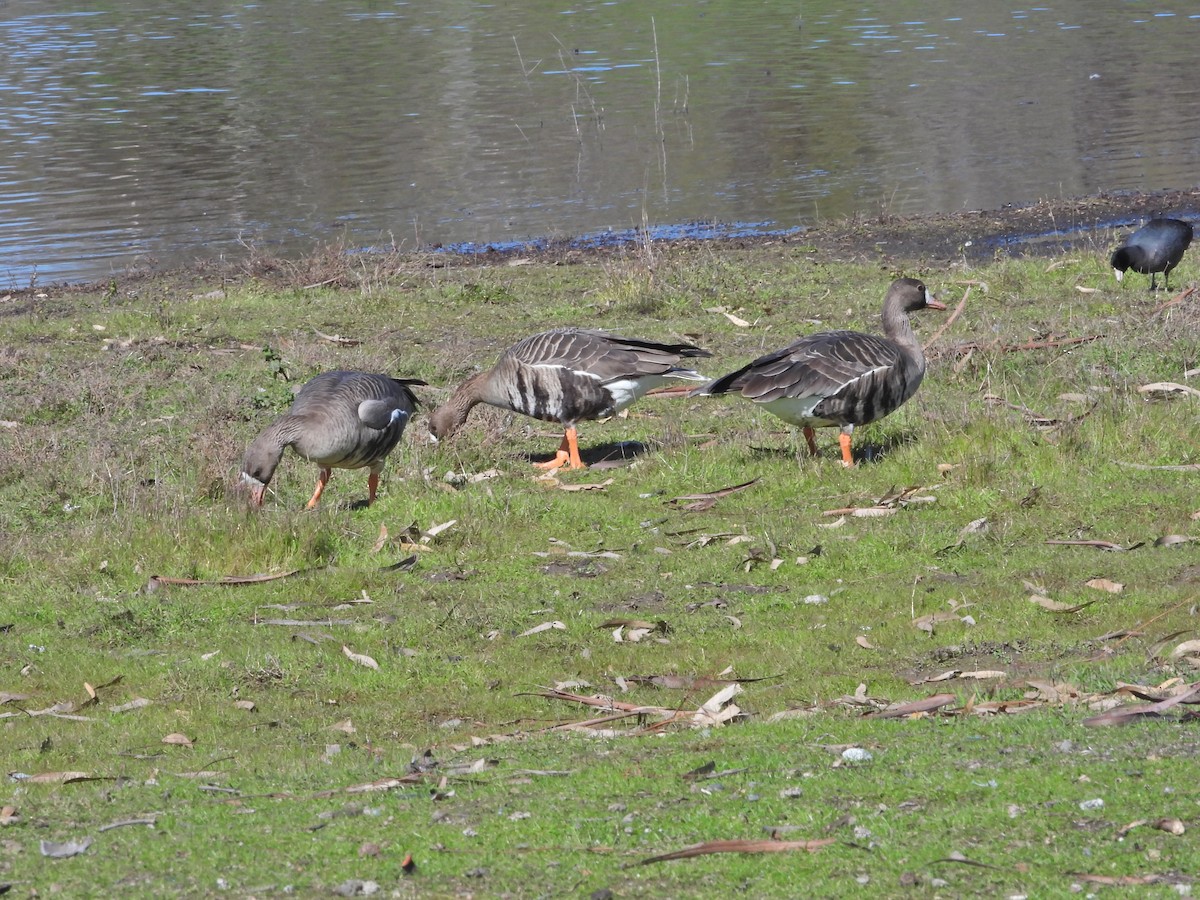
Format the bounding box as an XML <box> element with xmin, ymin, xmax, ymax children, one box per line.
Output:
<box><xmin>760</xmin><ymin>394</ymin><xmax>835</xmax><ymax>428</ymax></box>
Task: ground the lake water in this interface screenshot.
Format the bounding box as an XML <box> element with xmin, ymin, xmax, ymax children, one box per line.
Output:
<box><xmin>1</xmin><ymin>0</ymin><xmax>1198</xmax><ymax>286</ymax></box>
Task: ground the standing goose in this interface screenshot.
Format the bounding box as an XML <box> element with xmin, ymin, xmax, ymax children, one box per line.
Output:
<box><xmin>241</xmin><ymin>371</ymin><xmax>425</xmax><ymax>509</ymax></box>
<box><xmin>1111</xmin><ymin>218</ymin><xmax>1193</xmax><ymax>291</ymax></box>
<box><xmin>695</xmin><ymin>278</ymin><xmax>945</xmax><ymax>466</ymax></box>
<box><xmin>428</xmin><ymin>328</ymin><xmax>710</xmax><ymax>470</ymax></box>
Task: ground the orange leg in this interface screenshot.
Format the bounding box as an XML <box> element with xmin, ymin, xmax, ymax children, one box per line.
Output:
<box><xmin>305</xmin><ymin>467</ymin><xmax>332</xmax><ymax>509</ymax></box>
<box><xmin>802</xmin><ymin>426</ymin><xmax>819</xmax><ymax>456</ymax></box>
<box><xmin>533</xmin><ymin>427</ymin><xmax>587</xmax><ymax>470</ymax></box>
<box><xmin>563</xmin><ymin>426</ymin><xmax>585</xmax><ymax>469</ymax></box>
<box><xmin>366</xmin><ymin>471</ymin><xmax>381</xmax><ymax>505</ymax></box>
<box><xmin>533</xmin><ymin>434</ymin><xmax>572</xmax><ymax>470</ymax></box>
<box><xmin>838</xmin><ymin>432</ymin><xmax>854</xmax><ymax>467</ymax></box>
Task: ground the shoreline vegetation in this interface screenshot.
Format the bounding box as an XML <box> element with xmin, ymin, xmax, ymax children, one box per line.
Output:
<box><xmin>2</xmin><ymin>190</ymin><xmax>1199</xmax><ymax>896</ymax></box>
<box><xmin>13</xmin><ymin>186</ymin><xmax>1200</xmax><ymax>296</ymax></box>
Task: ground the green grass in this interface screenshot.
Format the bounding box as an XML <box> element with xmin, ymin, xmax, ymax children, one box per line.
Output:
<box><xmin>1</xmin><ymin>240</ymin><xmax>1198</xmax><ymax>896</ymax></box>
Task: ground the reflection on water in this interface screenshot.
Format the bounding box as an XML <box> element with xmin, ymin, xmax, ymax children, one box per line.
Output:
<box><xmin>0</xmin><ymin>1</ymin><xmax>1197</xmax><ymax>284</ymax></box>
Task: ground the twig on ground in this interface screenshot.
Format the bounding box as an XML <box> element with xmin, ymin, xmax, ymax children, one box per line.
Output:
<box><xmin>948</xmin><ymin>334</ymin><xmax>1101</xmax><ymax>355</ymax></box>
<box><xmin>923</xmin><ymin>285</ymin><xmax>970</xmax><ymax>348</ymax></box>
<box><xmin>1151</xmin><ymin>285</ymin><xmax>1195</xmax><ymax>315</ymax></box>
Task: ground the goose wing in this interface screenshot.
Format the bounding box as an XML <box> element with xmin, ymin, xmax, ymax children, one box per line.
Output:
<box><xmin>506</xmin><ymin>328</ymin><xmax>706</xmax><ymax>381</ymax></box>
<box><xmin>290</xmin><ymin>372</ymin><xmax>423</xmax><ymax>468</ymax></box>
<box><xmin>706</xmin><ymin>331</ymin><xmax>900</xmax><ymax>403</ymax></box>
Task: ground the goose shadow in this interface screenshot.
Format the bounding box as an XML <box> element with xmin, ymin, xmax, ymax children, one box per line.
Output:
<box><xmin>746</xmin><ymin>430</ymin><xmax>919</xmax><ymax>465</ymax></box>
<box><xmin>525</xmin><ymin>440</ymin><xmax>650</xmax><ymax>469</ymax></box>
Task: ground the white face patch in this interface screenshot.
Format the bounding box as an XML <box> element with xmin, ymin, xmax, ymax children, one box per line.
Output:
<box><xmin>1113</xmin><ymin>267</ymin><xmax>1124</xmax><ymax>281</ymax></box>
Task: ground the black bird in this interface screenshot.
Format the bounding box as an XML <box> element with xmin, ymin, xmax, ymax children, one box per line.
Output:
<box><xmin>695</xmin><ymin>278</ymin><xmax>945</xmax><ymax>467</ymax></box>
<box><xmin>1111</xmin><ymin>218</ymin><xmax>1193</xmax><ymax>291</ymax></box>
<box><xmin>241</xmin><ymin>371</ymin><xmax>425</xmax><ymax>508</ymax></box>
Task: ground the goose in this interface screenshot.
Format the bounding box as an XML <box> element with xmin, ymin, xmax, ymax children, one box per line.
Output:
<box><xmin>1111</xmin><ymin>218</ymin><xmax>1193</xmax><ymax>291</ymax></box>
<box><xmin>241</xmin><ymin>371</ymin><xmax>425</xmax><ymax>508</ymax></box>
<box><xmin>695</xmin><ymin>278</ymin><xmax>945</xmax><ymax>466</ymax></box>
<box><xmin>428</xmin><ymin>328</ymin><xmax>710</xmax><ymax>469</ymax></box>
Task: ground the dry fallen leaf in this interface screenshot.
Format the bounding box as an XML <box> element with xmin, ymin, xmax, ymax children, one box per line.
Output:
<box><xmin>722</xmin><ymin>311</ymin><xmax>751</xmax><ymax>327</ymax></box>
<box><xmin>329</xmin><ymin>718</ymin><xmax>356</xmax><ymax>734</ymax></box>
<box><xmin>850</xmin><ymin>506</ymin><xmax>898</xmax><ymax>518</ymax></box>
<box><xmin>1071</xmin><ymin>874</ymin><xmax>1175</xmax><ymax>886</ymax></box>
<box><xmin>519</xmin><ymin>621</ymin><xmax>567</xmax><ymax>637</ymax></box>
<box><xmin>666</xmin><ymin>478</ymin><xmax>758</xmax><ymax>511</ymax></box>
<box><xmin>1170</xmin><ymin>640</ymin><xmax>1200</xmax><ymax>659</ymax></box>
<box><xmin>1082</xmin><ymin>680</ymin><xmax>1200</xmax><ymax>726</ymax></box>
<box><xmin>161</xmin><ymin>733</ymin><xmax>194</xmax><ymax>748</ymax></box>
<box><xmin>233</xmin><ymin>699</ymin><xmax>256</xmax><ymax>712</ymax></box>
<box><xmin>20</xmin><ymin>771</ymin><xmax>94</xmax><ymax>784</ymax></box>
<box><xmin>693</xmin><ymin>682</ymin><xmax>744</xmax><ymax>726</ymax></box>
<box><xmin>371</xmin><ymin>523</ymin><xmax>389</xmax><ymax>553</ymax></box>
<box><xmin>313</xmin><ymin>328</ymin><xmax>361</xmax><ymax>346</ymax></box>
<box><xmin>912</xmin><ymin>610</ymin><xmax>966</xmax><ymax>634</ymax></box>
<box><xmin>149</xmin><ymin>570</ymin><xmax>301</xmax><ymax>588</ymax></box>
<box><xmin>1028</xmin><ymin>595</ymin><xmax>1095</xmax><ymax>614</ymax></box>
<box><xmin>855</xmin><ymin>635</ymin><xmax>876</xmax><ymax>650</ymax></box>
<box><xmin>40</xmin><ymin>837</ymin><xmax>93</xmax><ymax>858</ymax></box>
<box><xmin>1153</xmin><ymin>817</ymin><xmax>1186</xmax><ymax>835</ymax></box>
<box><xmin>871</xmin><ymin>694</ymin><xmax>958</xmax><ymax>719</ymax></box>
<box><xmin>553</xmin><ymin>478</ymin><xmax>614</xmax><ymax>492</ymax></box>
<box><xmin>1138</xmin><ymin>381</ymin><xmax>1200</xmax><ymax>399</ymax></box>
<box><xmin>937</xmin><ymin>516</ymin><xmax>989</xmax><ymax>553</ymax></box>
<box><xmin>916</xmin><ymin>669</ymin><xmax>1005</xmax><ymax>684</ymax></box>
<box><xmin>342</xmin><ymin>645</ymin><xmax>380</xmax><ymax>670</ymax></box>
<box><xmin>705</xmin><ymin>306</ymin><xmax>751</xmax><ymax>327</ymax></box>
<box><xmin>1085</xmin><ymin>578</ymin><xmax>1123</xmax><ymax>594</ymax></box>
<box><xmin>314</xmin><ymin>775</ymin><xmax>422</xmax><ymax>797</ymax></box>
<box><xmin>422</xmin><ymin>519</ymin><xmax>457</xmax><ymax>542</ymax></box>
<box><xmin>638</xmin><ymin>837</ymin><xmax>834</xmax><ymax>865</ymax></box>
<box><xmin>109</xmin><ymin>697</ymin><xmax>153</xmax><ymax>714</ymax></box>
<box><xmin>1155</xmin><ymin>534</ymin><xmax>1195</xmax><ymax>548</ymax></box>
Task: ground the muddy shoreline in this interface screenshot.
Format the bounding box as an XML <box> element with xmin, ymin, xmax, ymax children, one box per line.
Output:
<box><xmin>24</xmin><ymin>188</ymin><xmax>1200</xmax><ymax>295</ymax></box>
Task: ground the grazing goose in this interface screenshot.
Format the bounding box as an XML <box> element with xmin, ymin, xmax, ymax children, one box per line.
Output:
<box><xmin>1111</xmin><ymin>218</ymin><xmax>1193</xmax><ymax>291</ymax></box>
<box><xmin>695</xmin><ymin>278</ymin><xmax>945</xmax><ymax>466</ymax></box>
<box><xmin>428</xmin><ymin>328</ymin><xmax>710</xmax><ymax>470</ymax></box>
<box><xmin>241</xmin><ymin>371</ymin><xmax>425</xmax><ymax>509</ymax></box>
